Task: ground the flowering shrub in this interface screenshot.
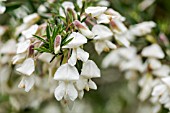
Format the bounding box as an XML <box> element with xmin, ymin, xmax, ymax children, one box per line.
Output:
<box><xmin>0</xmin><ymin>0</ymin><xmax>170</xmax><ymax>113</ymax></box>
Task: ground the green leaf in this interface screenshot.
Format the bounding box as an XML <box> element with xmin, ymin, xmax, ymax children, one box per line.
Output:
<box><xmin>61</xmin><ymin>37</ymin><xmax>73</xmax><ymax>46</ymax></box>
<box><xmin>34</xmin><ymin>47</ymin><xmax>51</xmax><ymax>53</ymax></box>
<box><xmin>33</xmin><ymin>35</ymin><xmax>49</xmax><ymax>44</ymax></box>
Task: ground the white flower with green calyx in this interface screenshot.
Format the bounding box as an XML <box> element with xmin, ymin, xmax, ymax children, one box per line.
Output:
<box><xmin>62</xmin><ymin>32</ymin><xmax>89</xmax><ymax>66</ymax></box>
<box><xmin>54</xmin><ymin>63</ymin><xmax>79</xmax><ymax>101</ymax></box>
<box><xmin>73</xmin><ymin>20</ymin><xmax>94</xmax><ymax>39</ymax></box>
<box><xmin>76</xmin><ymin>60</ymin><xmax>100</xmax><ymax>93</ymax></box>
<box><xmin>18</xmin><ymin>75</ymin><xmax>35</xmax><ymax>92</ymax></box>
<box><xmin>16</xmin><ymin>58</ymin><xmax>35</xmax><ymax>76</ymax></box>
<box><xmin>92</xmin><ymin>24</ymin><xmax>116</xmax><ymax>54</ymax></box>
<box><xmin>23</xmin><ymin>13</ymin><xmax>40</xmax><ymax>24</ymax></box>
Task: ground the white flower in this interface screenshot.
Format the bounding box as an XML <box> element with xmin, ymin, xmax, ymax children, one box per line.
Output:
<box><xmin>92</xmin><ymin>24</ymin><xmax>116</xmax><ymax>54</ymax></box>
<box><xmin>54</xmin><ymin>63</ymin><xmax>79</xmax><ymax>101</ymax></box>
<box><xmin>147</xmin><ymin>58</ymin><xmax>162</xmax><ymax>70</ymax></box>
<box><xmin>85</xmin><ymin>6</ymin><xmax>107</xmax><ymax>17</ymax></box>
<box><xmin>77</xmin><ymin>0</ymin><xmax>83</xmax><ymax>8</ymax></box>
<box><xmin>22</xmin><ymin>24</ymin><xmax>39</xmax><ymax>39</ymax></box>
<box><xmin>0</xmin><ymin>39</ymin><xmax>16</xmax><ymax>54</ymax></box>
<box><xmin>114</xmin><ymin>33</ymin><xmax>130</xmax><ymax>47</ymax></box>
<box><xmin>102</xmin><ymin>50</ymin><xmax>121</xmax><ymax>68</ymax></box>
<box><xmin>119</xmin><ymin>56</ymin><xmax>144</xmax><ymax>72</ymax></box>
<box><xmin>81</xmin><ymin>60</ymin><xmax>101</xmax><ymax>78</ymax></box>
<box><xmin>17</xmin><ymin>40</ymin><xmax>31</xmax><ymax>54</ymax></box>
<box><xmin>16</xmin><ymin>58</ymin><xmax>35</xmax><ymax>76</ymax></box>
<box><xmin>54</xmin><ymin>63</ymin><xmax>79</xmax><ymax>81</ymax></box>
<box><xmin>141</xmin><ymin>44</ymin><xmax>164</xmax><ymax>59</ymax></box>
<box><xmin>54</xmin><ymin>81</ymin><xmax>78</xmax><ymax>101</ymax></box>
<box><xmin>75</xmin><ymin>60</ymin><xmax>100</xmax><ymax>92</ymax></box>
<box><xmin>105</xmin><ymin>9</ymin><xmax>125</xmax><ymax>21</ymax></box>
<box><xmin>161</xmin><ymin>77</ymin><xmax>170</xmax><ymax>88</ymax></box>
<box><xmin>73</xmin><ymin>20</ymin><xmax>94</xmax><ymax>39</ymax></box>
<box><xmin>110</xmin><ymin>19</ymin><xmax>127</xmax><ymax>34</ymax></box>
<box><xmin>23</xmin><ymin>13</ymin><xmax>40</xmax><ymax>24</ymax></box>
<box><xmin>18</xmin><ymin>76</ymin><xmax>35</xmax><ymax>92</ymax></box>
<box><xmin>153</xmin><ymin>65</ymin><xmax>170</xmax><ymax>77</ymax></box>
<box><xmin>92</xmin><ymin>24</ymin><xmax>113</xmax><ymax>40</ymax></box>
<box><xmin>138</xmin><ymin>74</ymin><xmax>153</xmax><ymax>101</ymax></box>
<box><xmin>62</xmin><ymin>32</ymin><xmax>87</xmax><ymax>48</ymax></box>
<box><xmin>94</xmin><ymin>40</ymin><xmax>117</xmax><ymax>55</ymax></box>
<box><xmin>152</xmin><ymin>84</ymin><xmax>167</xmax><ymax>97</ymax></box>
<box><xmin>12</xmin><ymin>54</ymin><xmax>26</xmax><ymax>64</ymax></box>
<box><xmin>129</xmin><ymin>21</ymin><xmax>156</xmax><ymax>36</ymax></box>
<box><xmin>68</xmin><ymin>47</ymin><xmax>89</xmax><ymax>66</ymax></box>
<box><xmin>38</xmin><ymin>53</ymin><xmax>54</xmax><ymax>63</ymax></box>
<box><xmin>76</xmin><ymin>76</ymin><xmax>97</xmax><ymax>91</ymax></box>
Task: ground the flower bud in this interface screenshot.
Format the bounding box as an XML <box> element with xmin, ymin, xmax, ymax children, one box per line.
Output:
<box><xmin>54</xmin><ymin>35</ymin><xmax>61</xmax><ymax>54</ymax></box>
<box><xmin>73</xmin><ymin>20</ymin><xmax>94</xmax><ymax>39</ymax></box>
<box><xmin>29</xmin><ymin>45</ymin><xmax>34</xmax><ymax>57</ymax></box>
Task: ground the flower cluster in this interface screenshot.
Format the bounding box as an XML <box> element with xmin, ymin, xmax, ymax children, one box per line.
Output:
<box><xmin>102</xmin><ymin>21</ymin><xmax>170</xmax><ymax>112</ymax></box>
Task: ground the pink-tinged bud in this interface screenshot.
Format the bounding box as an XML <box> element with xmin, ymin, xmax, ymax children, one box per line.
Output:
<box><xmin>73</xmin><ymin>20</ymin><xmax>94</xmax><ymax>39</ymax></box>
<box><xmin>54</xmin><ymin>35</ymin><xmax>61</xmax><ymax>54</ymax></box>
<box><xmin>159</xmin><ymin>33</ymin><xmax>169</xmax><ymax>46</ymax></box>
<box><xmin>29</xmin><ymin>45</ymin><xmax>34</xmax><ymax>57</ymax></box>
<box><xmin>109</xmin><ymin>19</ymin><xmax>120</xmax><ymax>33</ymax></box>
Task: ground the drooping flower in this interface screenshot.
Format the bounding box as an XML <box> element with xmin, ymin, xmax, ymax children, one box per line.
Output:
<box><xmin>54</xmin><ymin>63</ymin><xmax>79</xmax><ymax>101</ymax></box>
<box><xmin>92</xmin><ymin>24</ymin><xmax>116</xmax><ymax>54</ymax></box>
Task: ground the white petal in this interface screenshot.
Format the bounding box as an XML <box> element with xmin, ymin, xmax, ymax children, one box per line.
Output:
<box><xmin>62</xmin><ymin>32</ymin><xmax>87</xmax><ymax>48</ymax></box>
<box><xmin>0</xmin><ymin>39</ymin><xmax>16</xmax><ymax>54</ymax></box>
<box><xmin>111</xmin><ymin>19</ymin><xmax>127</xmax><ymax>33</ymax></box>
<box><xmin>17</xmin><ymin>40</ymin><xmax>31</xmax><ymax>54</ymax></box>
<box><xmin>94</xmin><ymin>41</ymin><xmax>106</xmax><ymax>55</ymax></box>
<box><xmin>67</xmin><ymin>83</ymin><xmax>78</xmax><ymax>101</ymax></box>
<box><xmin>76</xmin><ymin>47</ymin><xmax>89</xmax><ymax>62</ymax></box>
<box><xmin>54</xmin><ymin>63</ymin><xmax>79</xmax><ymax>81</ymax></box>
<box><xmin>161</xmin><ymin>77</ymin><xmax>170</xmax><ymax>88</ymax></box>
<box><xmin>92</xmin><ymin>24</ymin><xmax>113</xmax><ymax>40</ymax></box>
<box><xmin>16</xmin><ymin>58</ymin><xmax>35</xmax><ymax>76</ymax></box>
<box><xmin>141</xmin><ymin>44</ymin><xmax>164</xmax><ymax>59</ymax></box>
<box><xmin>77</xmin><ymin>0</ymin><xmax>83</xmax><ymax>8</ymax></box>
<box><xmin>22</xmin><ymin>24</ymin><xmax>38</xmax><ymax>39</ymax></box>
<box><xmin>54</xmin><ymin>82</ymin><xmax>66</xmax><ymax>101</ymax></box>
<box><xmin>153</xmin><ymin>65</ymin><xmax>170</xmax><ymax>77</ymax></box>
<box><xmin>75</xmin><ymin>76</ymin><xmax>87</xmax><ymax>90</ymax></box>
<box><xmin>129</xmin><ymin>21</ymin><xmax>156</xmax><ymax>36</ymax></box>
<box><xmin>152</xmin><ymin>84</ymin><xmax>167</xmax><ymax>96</ymax></box>
<box><xmin>96</xmin><ymin>14</ymin><xmax>110</xmax><ymax>24</ymax></box>
<box><xmin>12</xmin><ymin>54</ymin><xmax>26</xmax><ymax>64</ymax></box>
<box><xmin>78</xmin><ymin>90</ymin><xmax>84</xmax><ymax>99</ymax></box>
<box><xmin>81</xmin><ymin>60</ymin><xmax>101</xmax><ymax>78</ymax></box>
<box><xmin>147</xmin><ymin>58</ymin><xmax>162</xmax><ymax>70</ymax></box>
<box><xmin>85</xmin><ymin>7</ymin><xmax>107</xmax><ymax>17</ymax></box>
<box><xmin>38</xmin><ymin>53</ymin><xmax>54</xmax><ymax>63</ymax></box>
<box><xmin>88</xmin><ymin>79</ymin><xmax>97</xmax><ymax>90</ymax></box>
<box><xmin>18</xmin><ymin>76</ymin><xmax>35</xmax><ymax>92</ymax></box>
<box><xmin>115</xmin><ymin>34</ymin><xmax>130</xmax><ymax>47</ymax></box>
<box><xmin>105</xmin><ymin>40</ymin><xmax>117</xmax><ymax>49</ymax></box>
<box><xmin>101</xmin><ymin>50</ymin><xmax>121</xmax><ymax>68</ymax></box>
<box><xmin>68</xmin><ymin>49</ymin><xmax>77</xmax><ymax>66</ymax></box>
<box><xmin>23</xmin><ymin>13</ymin><xmax>40</xmax><ymax>24</ymax></box>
